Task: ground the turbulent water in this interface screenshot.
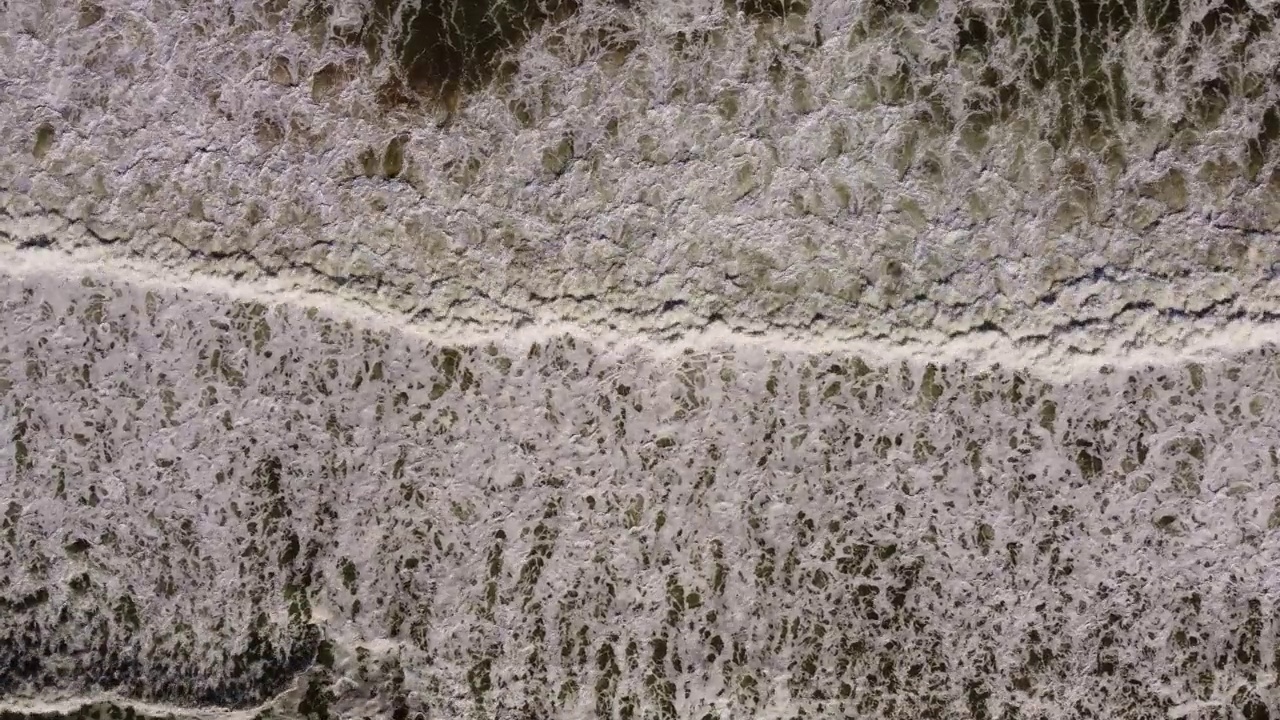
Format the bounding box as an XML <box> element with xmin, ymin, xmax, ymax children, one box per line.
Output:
<box><xmin>3</xmin><ymin>253</ymin><xmax>1280</xmax><ymax>720</ymax></box>
<box><xmin>5</xmin><ymin>0</ymin><xmax>1280</xmax><ymax>717</ymax></box>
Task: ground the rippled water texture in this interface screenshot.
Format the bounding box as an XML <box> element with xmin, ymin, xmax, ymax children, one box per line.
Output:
<box><xmin>0</xmin><ymin>259</ymin><xmax>1277</xmax><ymax>719</ymax></box>
<box><xmin>4</xmin><ymin>0</ymin><xmax>1280</xmax><ymax>717</ymax></box>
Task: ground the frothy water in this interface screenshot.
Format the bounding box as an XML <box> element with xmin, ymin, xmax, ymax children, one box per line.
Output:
<box><xmin>1</xmin><ymin>254</ymin><xmax>1279</xmax><ymax>720</ymax></box>
<box><xmin>4</xmin><ymin>0</ymin><xmax>1280</xmax><ymax>717</ymax></box>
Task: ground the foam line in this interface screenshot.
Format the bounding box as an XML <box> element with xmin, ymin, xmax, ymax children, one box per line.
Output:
<box><xmin>2</xmin><ymin>244</ymin><xmax>1275</xmax><ymax>381</ymax></box>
